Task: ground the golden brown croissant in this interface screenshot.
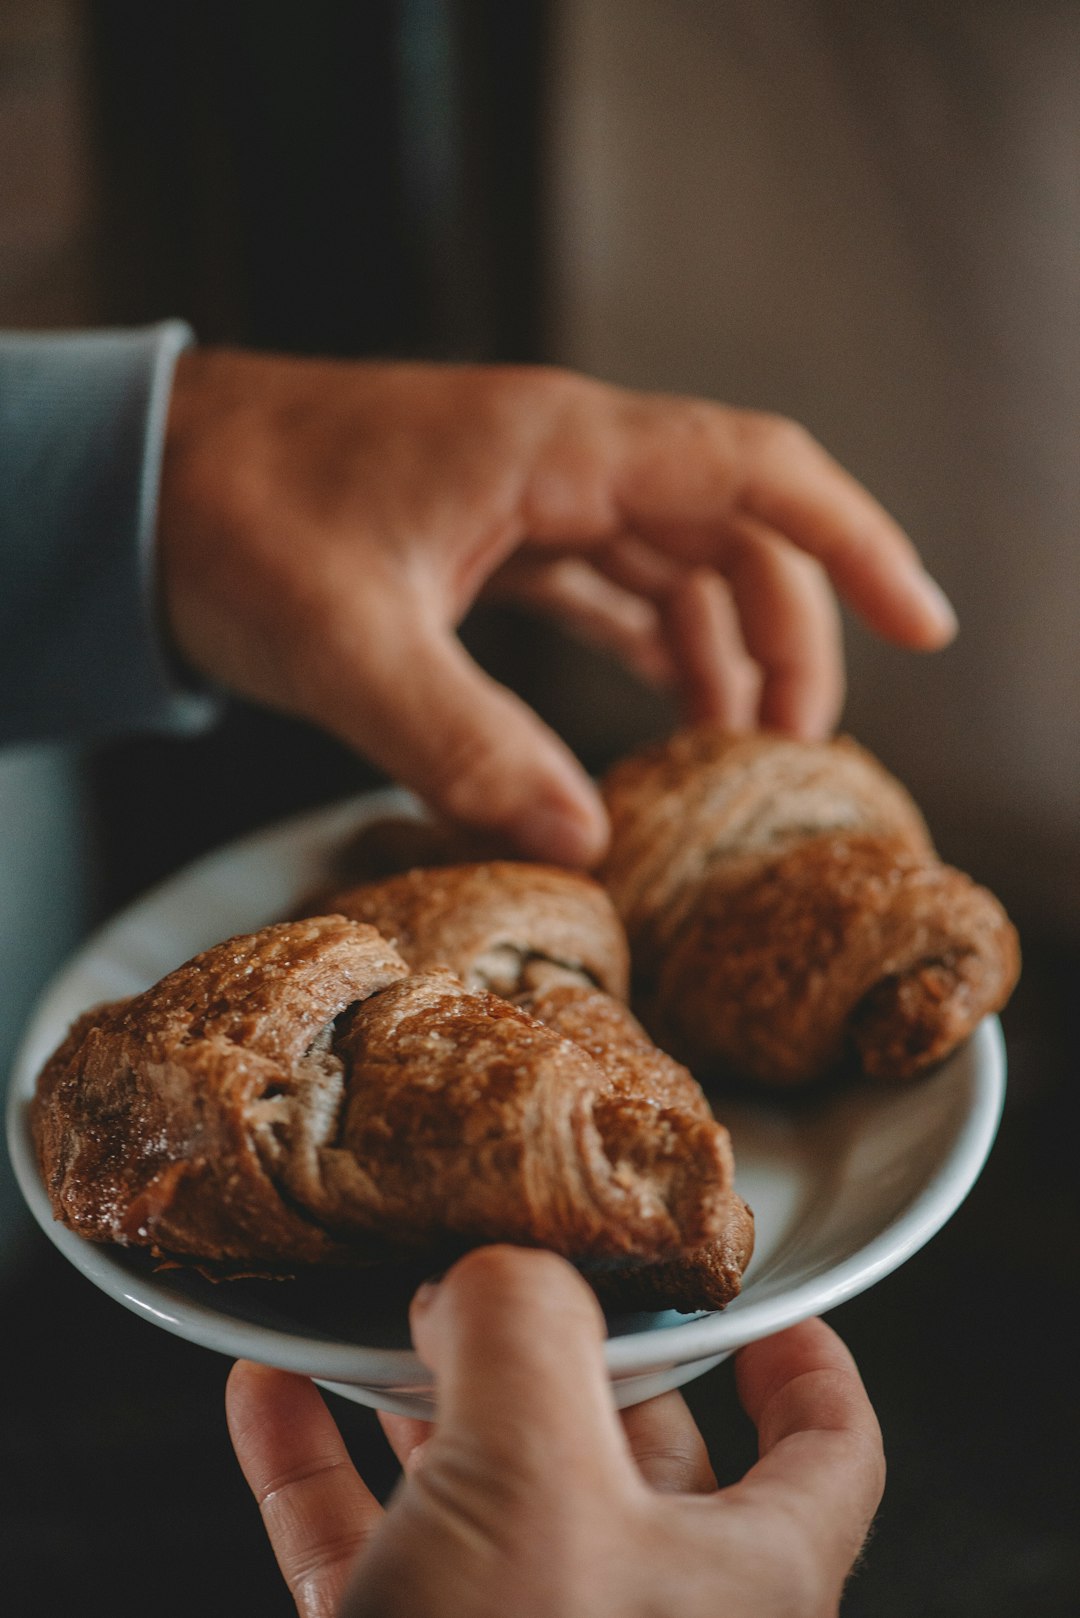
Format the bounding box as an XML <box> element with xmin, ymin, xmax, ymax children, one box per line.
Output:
<box><xmin>599</xmin><ymin>728</ymin><xmax>1021</xmax><ymax>1088</ymax></box>
<box><xmin>31</xmin><ymin>917</ymin><xmax>409</xmax><ymax>1266</ymax></box>
<box><xmin>512</xmin><ymin>977</ymin><xmax>753</xmax><ymax>1312</ymax></box>
<box><xmin>327</xmin><ymin>863</ymin><xmax>753</xmax><ymax>1310</ymax></box>
<box><xmin>584</xmin><ymin>1194</ymin><xmax>755</xmax><ymax>1314</ymax></box>
<box><xmin>31</xmin><ymin>915</ymin><xmax>737</xmax><ymax>1272</ymax></box>
<box><xmin>323</xmin><ymin>861</ymin><xmax>629</xmax><ymax>1001</ymax></box>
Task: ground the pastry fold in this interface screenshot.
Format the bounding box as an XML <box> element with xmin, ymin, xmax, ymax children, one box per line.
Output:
<box><xmin>31</xmin><ymin>917</ymin><xmax>409</xmax><ymax>1266</ymax></box>
<box><xmin>329</xmin><ymin>860</ymin><xmax>753</xmax><ymax>1310</ymax></box>
<box><xmin>514</xmin><ymin>976</ymin><xmax>753</xmax><ymax>1312</ymax></box>
<box><xmin>599</xmin><ymin>728</ymin><xmax>1021</xmax><ymax>1088</ymax></box>
<box><xmin>323</xmin><ymin>860</ymin><xmax>630</xmax><ymax>1001</ymax></box>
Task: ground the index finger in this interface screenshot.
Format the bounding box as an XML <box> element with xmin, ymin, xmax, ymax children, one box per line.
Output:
<box><xmin>226</xmin><ymin>1360</ymin><xmax>384</xmax><ymax>1618</ymax></box>
<box><xmin>613</xmin><ymin>399</ymin><xmax>957</xmax><ymax>648</ymax></box>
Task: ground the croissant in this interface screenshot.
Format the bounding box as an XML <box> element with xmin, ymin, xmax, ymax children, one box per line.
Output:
<box><xmin>599</xmin><ymin>728</ymin><xmax>1020</xmax><ymax>1088</ymax></box>
<box><xmin>584</xmin><ymin>1197</ymin><xmax>755</xmax><ymax>1314</ymax></box>
<box><xmin>512</xmin><ymin>976</ymin><xmax>753</xmax><ymax>1312</ymax></box>
<box><xmin>322</xmin><ymin>860</ymin><xmax>630</xmax><ymax>1001</ymax></box>
<box><xmin>31</xmin><ymin>915</ymin><xmax>736</xmax><ymax>1273</ymax></box>
<box><xmin>327</xmin><ymin>863</ymin><xmax>753</xmax><ymax>1311</ymax></box>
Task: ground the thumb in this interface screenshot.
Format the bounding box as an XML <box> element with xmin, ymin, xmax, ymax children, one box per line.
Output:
<box><xmin>409</xmin><ymin>1246</ymin><xmax>633</xmax><ymax>1497</ymax></box>
<box><xmin>311</xmin><ymin>617</ymin><xmax>609</xmax><ymax>867</ymax></box>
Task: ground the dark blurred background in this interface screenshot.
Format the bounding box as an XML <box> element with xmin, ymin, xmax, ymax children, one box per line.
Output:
<box><xmin>1</xmin><ymin>2</ymin><xmax>1077</xmax><ymax>1612</ymax></box>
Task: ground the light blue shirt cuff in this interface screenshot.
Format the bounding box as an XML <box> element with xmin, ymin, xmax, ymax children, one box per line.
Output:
<box><xmin>0</xmin><ymin>321</ymin><xmax>224</xmax><ymax>744</ymax></box>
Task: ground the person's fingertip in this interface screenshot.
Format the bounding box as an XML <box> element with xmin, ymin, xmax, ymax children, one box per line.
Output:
<box><xmin>785</xmin><ymin>710</ymin><xmax>830</xmax><ymax>744</ymax></box>
<box><xmin>384</xmin><ymin>637</ymin><xmax>610</xmax><ymax>866</ymax></box>
<box><xmin>225</xmin><ymin>1358</ymin><xmax>288</xmax><ymax>1434</ymax></box>
<box><xmin>429</xmin><ymin>1243</ymin><xmax>598</xmax><ymax>1316</ymax></box>
<box><xmin>412</xmin><ymin>1277</ymin><xmax>442</xmax><ymax>1313</ymax></box>
<box><xmin>516</xmin><ymin>791</ymin><xmax>610</xmax><ymax>868</ymax></box>
<box><xmin>918</xmin><ymin>572</ymin><xmax>959</xmax><ymax>636</ymax></box>
<box><xmin>408</xmin><ymin>1275</ymin><xmax>444</xmax><ymax>1337</ymax></box>
<box><xmin>756</xmin><ymin>665</ymin><xmax>841</xmax><ymax>744</ymax></box>
<box><xmin>780</xmin><ymin>685</ymin><xmax>842</xmax><ymax>743</ymax></box>
<box><xmin>895</xmin><ymin>563</ymin><xmax>958</xmax><ymax>645</ymax></box>
<box><xmin>410</xmin><ymin>1244</ymin><xmax>605</xmax><ymax>1365</ymax></box>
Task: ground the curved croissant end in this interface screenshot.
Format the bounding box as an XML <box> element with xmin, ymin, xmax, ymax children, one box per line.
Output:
<box><xmin>31</xmin><ymin>917</ymin><xmax>735</xmax><ymax>1269</ymax></box>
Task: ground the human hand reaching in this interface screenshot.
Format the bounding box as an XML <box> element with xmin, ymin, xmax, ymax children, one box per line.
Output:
<box><xmin>161</xmin><ymin>353</ymin><xmax>955</xmax><ymax>865</ymax></box>
<box><xmin>227</xmin><ymin>1246</ymin><xmax>885</xmax><ymax>1618</ymax></box>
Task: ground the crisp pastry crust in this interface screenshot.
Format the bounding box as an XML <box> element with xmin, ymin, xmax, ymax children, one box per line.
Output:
<box><xmin>599</xmin><ymin>727</ymin><xmax>1021</xmax><ymax>1088</ymax></box>
<box><xmin>586</xmin><ymin>1194</ymin><xmax>755</xmax><ymax>1314</ymax></box>
<box><xmin>512</xmin><ymin>978</ymin><xmax>754</xmax><ymax>1311</ymax></box>
<box><xmin>322</xmin><ymin>970</ymin><xmax>731</xmax><ymax>1256</ymax></box>
<box><xmin>323</xmin><ymin>861</ymin><xmax>630</xmax><ymax>1001</ymax></box>
<box><xmin>31</xmin><ymin>915</ymin><xmax>737</xmax><ymax>1271</ymax></box>
<box><xmin>652</xmin><ymin>831</ymin><xmax>1020</xmax><ymax>1086</ymax></box>
<box><xmin>600</xmin><ymin>727</ymin><xmax>934</xmax><ymax>954</ymax></box>
<box><xmin>308</xmin><ymin>861</ymin><xmax>754</xmax><ymax>1309</ymax></box>
<box><xmin>31</xmin><ymin>917</ymin><xmax>409</xmax><ymax>1265</ymax></box>
<box><xmin>513</xmin><ymin>976</ymin><xmax>715</xmax><ymax>1122</ymax></box>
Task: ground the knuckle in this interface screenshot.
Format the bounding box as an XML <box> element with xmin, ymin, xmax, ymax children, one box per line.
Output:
<box><xmin>289</xmin><ymin>1530</ymin><xmax>368</xmax><ymax>1586</ymax></box>
<box><xmin>622</xmin><ymin>394</ymin><xmax>720</xmax><ymax>442</ymax></box>
<box><xmin>412</xmin><ymin>1438</ymin><xmax>539</xmax><ymax>1551</ymax></box>
<box><xmin>732</xmin><ymin>412</ymin><xmax>822</xmax><ymax>511</ymax></box>
<box><xmin>632</xmin><ymin>1440</ymin><xmax>710</xmax><ymax>1491</ymax></box>
<box><xmin>484</xmin><ymin>362</ymin><xmax>588</xmax><ymax>418</ymax></box>
<box><xmin>519</xmin><ymin>362</ymin><xmax>589</xmax><ymax>402</ymax></box>
<box><xmin>742</xmin><ymin>409</ymin><xmax>815</xmax><ymax>459</ymax></box>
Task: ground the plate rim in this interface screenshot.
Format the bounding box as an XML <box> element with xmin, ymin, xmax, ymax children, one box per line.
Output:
<box><xmin>5</xmin><ymin>791</ymin><xmax>1007</xmax><ymax>1386</ymax></box>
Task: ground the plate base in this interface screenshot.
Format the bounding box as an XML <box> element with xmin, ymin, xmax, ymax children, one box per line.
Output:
<box><xmin>315</xmin><ymin>1351</ymin><xmax>734</xmax><ymax>1418</ymax></box>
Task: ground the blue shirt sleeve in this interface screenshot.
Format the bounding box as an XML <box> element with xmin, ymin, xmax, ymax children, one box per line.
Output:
<box><xmin>0</xmin><ymin>321</ymin><xmax>223</xmax><ymax>744</ymax></box>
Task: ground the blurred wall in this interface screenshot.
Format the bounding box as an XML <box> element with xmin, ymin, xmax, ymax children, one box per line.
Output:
<box><xmin>3</xmin><ymin>0</ymin><xmax>1076</xmax><ymax>1023</ymax></box>
<box><xmin>0</xmin><ymin>0</ymin><xmax>99</xmax><ymax>325</ymax></box>
<box><xmin>544</xmin><ymin>0</ymin><xmax>1080</xmax><ymax>936</ymax></box>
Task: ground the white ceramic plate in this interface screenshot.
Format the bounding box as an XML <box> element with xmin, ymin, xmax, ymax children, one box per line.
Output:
<box><xmin>6</xmin><ymin>788</ymin><xmax>1006</xmax><ymax>1417</ymax></box>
